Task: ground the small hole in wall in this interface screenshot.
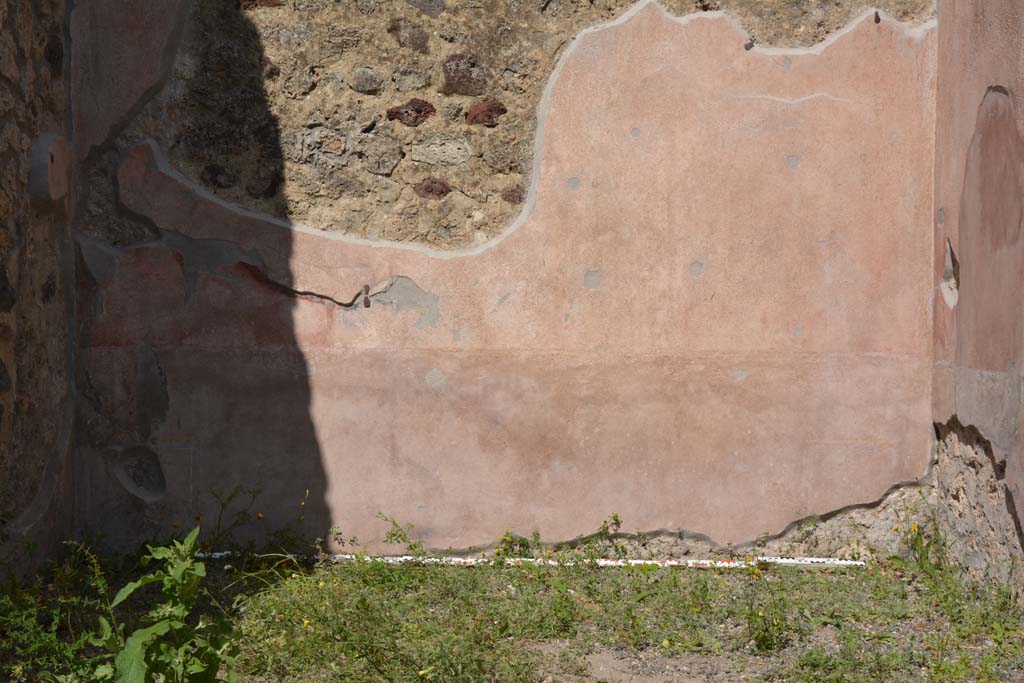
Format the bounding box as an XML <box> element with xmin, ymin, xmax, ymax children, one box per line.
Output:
<box><xmin>940</xmin><ymin>238</ymin><xmax>959</xmax><ymax>309</ymax></box>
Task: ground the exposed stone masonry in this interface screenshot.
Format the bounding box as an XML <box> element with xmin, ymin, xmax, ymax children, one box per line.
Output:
<box><xmin>93</xmin><ymin>0</ymin><xmax>933</xmax><ymax>250</ymax></box>
<box><xmin>0</xmin><ymin>0</ymin><xmax>69</xmax><ymax>533</ymax></box>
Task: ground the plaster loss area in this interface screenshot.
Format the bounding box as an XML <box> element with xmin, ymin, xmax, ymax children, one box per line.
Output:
<box><xmin>0</xmin><ymin>0</ymin><xmax>68</xmax><ymax>531</ymax></box>
<box><xmin>77</xmin><ymin>3</ymin><xmax>942</xmax><ymax>553</ymax></box>
<box><xmin>112</xmin><ymin>0</ymin><xmax>934</xmax><ymax>249</ymax></box>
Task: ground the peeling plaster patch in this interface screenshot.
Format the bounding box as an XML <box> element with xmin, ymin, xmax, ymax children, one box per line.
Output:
<box><xmin>786</xmin><ymin>154</ymin><xmax>800</xmax><ymax>169</ymax></box>
<box><xmin>369</xmin><ymin>276</ymin><xmax>440</xmax><ymax>329</ymax></box>
<box><xmin>110</xmin><ymin>446</ymin><xmax>167</xmax><ymax>503</ymax></box>
<box><xmin>937</xmin><ymin>207</ymin><xmax>945</xmax><ymax>224</ymax></box>
<box><xmin>940</xmin><ymin>238</ymin><xmax>959</xmax><ymax>309</ymax></box>
<box><xmin>76</xmin><ymin>236</ymin><xmax>121</xmax><ymax>286</ymax></box>
<box><xmin>732</xmin><ymin>369</ymin><xmax>749</xmax><ymax>381</ymax></box>
<box><xmin>567</xmin><ymin>177</ymin><xmax>582</xmax><ymax>191</ymax></box>
<box><xmin>689</xmin><ymin>261</ymin><xmax>704</xmax><ymax>278</ymax></box>
<box><xmin>583</xmin><ymin>270</ymin><xmax>601</xmax><ymax>289</ymax></box>
<box><xmin>425</xmin><ymin>368</ymin><xmax>447</xmax><ymax>393</ymax></box>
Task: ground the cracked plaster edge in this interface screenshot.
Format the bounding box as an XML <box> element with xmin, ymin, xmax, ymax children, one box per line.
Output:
<box><xmin>407</xmin><ymin>417</ymin><xmax>1017</xmax><ymax>560</ymax></box>
<box><xmin>431</xmin><ymin>477</ymin><xmax>938</xmax><ymax>560</ymax></box>
<box><xmin>133</xmin><ymin>0</ymin><xmax>936</xmax><ymax>262</ymax></box>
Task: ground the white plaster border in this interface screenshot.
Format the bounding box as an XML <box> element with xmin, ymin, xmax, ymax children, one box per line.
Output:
<box><xmin>199</xmin><ymin>551</ymin><xmax>866</xmax><ymax>568</ymax></box>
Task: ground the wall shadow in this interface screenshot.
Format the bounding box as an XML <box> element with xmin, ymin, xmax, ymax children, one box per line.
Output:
<box><xmin>954</xmin><ymin>85</ymin><xmax>1024</xmax><ymax>533</ymax></box>
<box><xmin>75</xmin><ymin>0</ymin><xmax>329</xmax><ymax>552</ymax></box>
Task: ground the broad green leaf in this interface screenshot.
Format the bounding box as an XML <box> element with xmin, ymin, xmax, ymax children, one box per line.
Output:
<box><xmin>183</xmin><ymin>526</ymin><xmax>201</xmax><ymax>551</ymax></box>
<box><xmin>114</xmin><ymin>620</ymin><xmax>175</xmax><ymax>683</ymax></box>
<box><xmin>111</xmin><ymin>573</ymin><xmax>162</xmax><ymax>608</ymax></box>
<box><xmin>148</xmin><ymin>546</ymin><xmax>174</xmax><ymax>560</ymax></box>
<box><xmin>88</xmin><ymin>616</ymin><xmax>115</xmax><ymax>647</ymax></box>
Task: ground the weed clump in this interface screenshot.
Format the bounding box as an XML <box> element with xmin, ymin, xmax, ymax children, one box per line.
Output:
<box><xmin>1</xmin><ymin>512</ymin><xmax>1022</xmax><ymax>682</ymax></box>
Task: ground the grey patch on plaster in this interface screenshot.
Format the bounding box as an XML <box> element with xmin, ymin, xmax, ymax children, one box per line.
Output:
<box><xmin>937</xmin><ymin>207</ymin><xmax>945</xmax><ymax>224</ymax></box>
<box><xmin>369</xmin><ymin>276</ymin><xmax>440</xmax><ymax>329</ymax></box>
<box><xmin>793</xmin><ymin>325</ymin><xmax>803</xmax><ymax>337</ymax></box>
<box><xmin>786</xmin><ymin>154</ymin><xmax>800</xmax><ymax>169</ymax></box>
<box><xmin>567</xmin><ymin>177</ymin><xmax>582</xmax><ymax>190</ymax></box>
<box><xmin>110</xmin><ymin>446</ymin><xmax>167</xmax><ymax>503</ymax></box>
<box><xmin>496</xmin><ymin>292</ymin><xmax>511</xmax><ymax>307</ymax></box>
<box><xmin>782</xmin><ymin>56</ymin><xmax>793</xmax><ymax>70</ymax></box>
<box><xmin>689</xmin><ymin>261</ymin><xmax>704</xmax><ymax>278</ymax></box>
<box><xmin>583</xmin><ymin>270</ymin><xmax>601</xmax><ymax>289</ymax></box>
<box><xmin>425</xmin><ymin>368</ymin><xmax>447</xmax><ymax>393</ymax></box>
<box><xmin>159</xmin><ymin>230</ymin><xmax>266</xmax><ymax>301</ymax></box>
<box><xmin>940</xmin><ymin>238</ymin><xmax>959</xmax><ymax>309</ymax></box>
<box><xmin>732</xmin><ymin>368</ymin><xmax>749</xmax><ymax>381</ymax></box>
<box><xmin>630</xmin><ymin>127</ymin><xmax>641</xmax><ymax>138</ymax></box>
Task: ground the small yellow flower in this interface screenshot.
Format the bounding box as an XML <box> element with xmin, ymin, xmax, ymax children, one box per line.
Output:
<box><xmin>257</xmin><ymin>512</ymin><xmax>264</xmax><ymax>520</ymax></box>
<box><xmin>318</xmin><ymin>580</ymin><xmax>326</xmax><ymax>588</ymax></box>
<box><xmin>300</xmin><ymin>501</ymin><xmax>305</xmax><ymax>507</ymax></box>
<box><xmin>417</xmin><ymin>667</ymin><xmax>434</xmax><ymax>677</ymax></box>
<box><xmin>745</xmin><ymin>556</ymin><xmax>754</xmax><ymax>563</ymax></box>
<box><xmin>910</xmin><ymin>524</ymin><xmax>919</xmax><ymax>532</ymax></box>
<box><xmin>305</xmin><ymin>488</ymin><xmax>310</xmax><ymax>497</ymax></box>
<box><xmin>302</xmin><ymin>619</ymin><xmax>310</xmax><ymax>628</ymax></box>
<box><xmin>758</xmin><ymin>610</ymin><xmax>764</xmax><ymax>617</ymax></box>
<box><xmin>661</xmin><ymin>639</ymin><xmax>670</xmax><ymax>648</ymax></box>
<box><xmin>892</xmin><ymin>525</ymin><xmax>900</xmax><ymax>532</ymax></box>
<box><xmin>753</xmin><ymin>568</ymin><xmax>761</xmax><ymax>577</ymax></box>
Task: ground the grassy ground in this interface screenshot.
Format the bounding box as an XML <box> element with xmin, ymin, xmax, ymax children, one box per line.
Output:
<box><xmin>2</xmin><ymin>521</ymin><xmax>1022</xmax><ymax>682</ymax></box>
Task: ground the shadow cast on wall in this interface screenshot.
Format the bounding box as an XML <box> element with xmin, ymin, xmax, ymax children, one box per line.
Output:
<box><xmin>77</xmin><ymin>2</ymin><xmax>942</xmax><ymax>551</ymax></box>
<box><xmin>75</xmin><ymin>0</ymin><xmax>331</xmax><ymax>551</ymax></box>
<box><xmin>954</xmin><ymin>85</ymin><xmax>1024</xmax><ymax>529</ymax></box>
